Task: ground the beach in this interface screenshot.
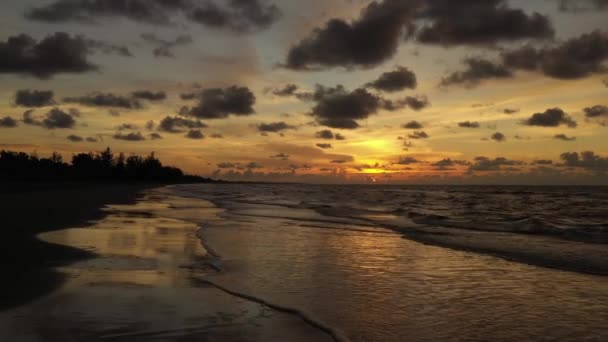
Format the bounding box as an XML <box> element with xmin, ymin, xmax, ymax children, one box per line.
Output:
<box><xmin>0</xmin><ymin>183</ymin><xmax>607</xmax><ymax>341</ymax></box>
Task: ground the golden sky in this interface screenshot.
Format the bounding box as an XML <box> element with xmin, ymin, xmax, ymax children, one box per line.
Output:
<box><xmin>0</xmin><ymin>0</ymin><xmax>607</xmax><ymax>184</ymax></box>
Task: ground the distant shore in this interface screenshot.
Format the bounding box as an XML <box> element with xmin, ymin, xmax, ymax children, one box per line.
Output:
<box><xmin>0</xmin><ymin>181</ymin><xmax>169</xmax><ymax>309</ymax></box>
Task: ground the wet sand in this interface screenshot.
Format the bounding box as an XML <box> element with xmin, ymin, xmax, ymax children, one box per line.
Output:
<box><xmin>0</xmin><ymin>188</ymin><xmax>334</xmax><ymax>341</ymax></box>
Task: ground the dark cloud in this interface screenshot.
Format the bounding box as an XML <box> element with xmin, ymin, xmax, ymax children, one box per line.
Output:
<box><xmin>210</xmin><ymin>133</ymin><xmax>223</xmax><ymax>138</ymax></box>
<box><xmin>431</xmin><ymin>158</ymin><xmax>470</xmax><ymax>170</ymax></box>
<box><xmin>491</xmin><ymin>132</ymin><xmax>506</xmax><ymax>142</ymax></box>
<box><xmin>523</xmin><ymin>108</ymin><xmax>577</xmax><ymax>127</ymax></box>
<box><xmin>185</xmin><ymin>129</ymin><xmax>205</xmax><ymax>139</ymax></box>
<box><xmin>314</xmin><ymin>129</ymin><xmax>345</xmax><ymax>140</ymax></box>
<box><xmin>0</xmin><ymin>32</ymin><xmax>97</xmax><ymax>78</ymax></box>
<box><xmin>396</xmin><ymin>156</ymin><xmax>419</xmax><ymax>165</ymax></box>
<box><xmin>271</xmin><ymin>153</ymin><xmax>289</xmax><ymax>160</ymax></box>
<box><xmin>15</xmin><ymin>90</ymin><xmax>55</xmax><ymax>107</ymax></box>
<box><xmin>188</xmin><ymin>0</ymin><xmax>282</xmax><ymax>33</ymax></box>
<box><xmin>257</xmin><ymin>122</ymin><xmax>296</xmax><ymax>132</ymax></box>
<box><xmin>141</xmin><ymin>33</ymin><xmax>193</xmax><ymax>58</ymax></box>
<box><xmin>22</xmin><ymin>108</ymin><xmax>77</xmax><ymax>129</ymax></box>
<box><xmin>416</xmin><ymin>0</ymin><xmax>554</xmax><ymax>46</ymax></box>
<box><xmin>316</xmin><ymin>143</ymin><xmax>332</xmax><ymax>149</ymax></box>
<box><xmin>583</xmin><ymin>105</ymin><xmax>608</xmax><ymax>118</ymax></box>
<box><xmin>84</xmin><ymin>38</ymin><xmax>132</xmax><ymax>57</ymax></box>
<box><xmin>554</xmin><ymin>134</ymin><xmax>576</xmax><ymax>141</ymax></box>
<box><xmin>117</xmin><ymin>123</ymin><xmax>138</xmax><ymax>131</ymax></box>
<box><xmin>246</xmin><ymin>162</ymin><xmax>264</xmax><ymax>169</ymax></box>
<box><xmin>331</xmin><ymin>159</ymin><xmax>349</xmax><ymax>164</ymax></box>
<box><xmin>366</xmin><ymin>66</ymin><xmax>417</xmax><ymax>92</ymax></box>
<box><xmin>533</xmin><ymin>159</ymin><xmax>553</xmax><ymax>165</ymax></box>
<box><xmin>132</xmin><ymin>90</ymin><xmax>167</xmax><ymax>101</ymax></box>
<box><xmin>468</xmin><ymin>156</ymin><xmax>523</xmax><ymax>172</ymax></box>
<box><xmin>113</xmin><ymin>131</ymin><xmax>146</xmax><ymax>141</ymax></box>
<box><xmin>182</xmin><ymin>86</ymin><xmax>255</xmax><ymax>119</ymax></box>
<box><xmin>67</xmin><ymin>134</ymin><xmax>83</xmax><ymax>142</ymax></box>
<box><xmin>0</xmin><ymin>116</ymin><xmax>18</xmax><ymax>128</ymax></box>
<box><xmin>401</xmin><ymin>95</ymin><xmax>430</xmax><ymax>111</ymax></box>
<box><xmin>502</xmin><ymin>30</ymin><xmax>608</xmax><ymax>80</ymax></box>
<box><xmin>458</xmin><ymin>121</ymin><xmax>480</xmax><ymax>128</ymax></box>
<box><xmin>64</xmin><ymin>93</ymin><xmax>142</xmax><ymax>109</ymax></box>
<box><xmin>270</xmin><ymin>84</ymin><xmax>299</xmax><ymax>96</ymax></box>
<box><xmin>217</xmin><ymin>162</ymin><xmax>236</xmax><ymax>169</ymax></box>
<box><xmin>402</xmin><ymin>121</ymin><xmax>423</xmax><ymax>129</ymax></box>
<box><xmin>560</xmin><ymin>151</ymin><xmax>608</xmax><ymax>171</ymax></box>
<box><xmin>441</xmin><ymin>58</ymin><xmax>513</xmax><ymax>87</ymax></box>
<box><xmin>180</xmin><ymin>93</ymin><xmax>197</xmax><ymax>100</ymax></box>
<box><xmin>26</xmin><ymin>0</ymin><xmax>188</xmax><ymax>25</ymax></box>
<box><xmin>503</xmin><ymin>108</ymin><xmax>519</xmax><ymax>114</ymax></box>
<box><xmin>285</xmin><ymin>0</ymin><xmax>418</xmax><ymax>70</ymax></box>
<box><xmin>408</xmin><ymin>131</ymin><xmax>429</xmax><ymax>139</ymax></box>
<box><xmin>86</xmin><ymin>137</ymin><xmax>98</xmax><ymax>142</ymax></box>
<box><xmin>149</xmin><ymin>132</ymin><xmax>163</xmax><ymax>140</ymax></box>
<box><xmin>310</xmin><ymin>86</ymin><xmax>407</xmax><ymax>129</ymax></box>
<box><xmin>27</xmin><ymin>0</ymin><xmax>281</xmax><ymax>33</ymax></box>
<box><xmin>158</xmin><ymin>116</ymin><xmax>207</xmax><ymax>133</ymax></box>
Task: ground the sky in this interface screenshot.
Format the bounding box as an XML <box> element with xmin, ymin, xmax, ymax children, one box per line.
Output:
<box><xmin>0</xmin><ymin>0</ymin><xmax>607</xmax><ymax>184</ymax></box>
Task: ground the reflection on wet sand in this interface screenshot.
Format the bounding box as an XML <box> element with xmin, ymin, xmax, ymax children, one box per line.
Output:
<box><xmin>0</xmin><ymin>193</ymin><xmax>333</xmax><ymax>341</ymax></box>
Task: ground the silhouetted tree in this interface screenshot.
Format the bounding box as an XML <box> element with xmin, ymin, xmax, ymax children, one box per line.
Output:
<box><xmin>0</xmin><ymin>147</ymin><xmax>207</xmax><ymax>183</ymax></box>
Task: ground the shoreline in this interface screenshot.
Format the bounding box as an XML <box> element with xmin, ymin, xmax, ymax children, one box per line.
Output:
<box><xmin>0</xmin><ymin>181</ymin><xmax>170</xmax><ymax>310</ymax></box>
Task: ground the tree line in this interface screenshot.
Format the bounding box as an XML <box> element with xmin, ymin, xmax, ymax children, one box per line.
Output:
<box><xmin>0</xmin><ymin>147</ymin><xmax>210</xmax><ymax>182</ymax></box>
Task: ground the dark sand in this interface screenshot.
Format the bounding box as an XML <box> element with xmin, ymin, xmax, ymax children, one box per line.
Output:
<box><xmin>0</xmin><ymin>182</ymin><xmax>164</xmax><ymax>309</ymax></box>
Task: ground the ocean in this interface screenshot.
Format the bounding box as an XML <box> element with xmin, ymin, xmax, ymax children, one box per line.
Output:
<box><xmin>3</xmin><ymin>183</ymin><xmax>606</xmax><ymax>341</ymax></box>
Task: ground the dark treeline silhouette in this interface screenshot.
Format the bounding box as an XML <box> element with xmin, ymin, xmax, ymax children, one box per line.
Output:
<box><xmin>0</xmin><ymin>147</ymin><xmax>210</xmax><ymax>183</ymax></box>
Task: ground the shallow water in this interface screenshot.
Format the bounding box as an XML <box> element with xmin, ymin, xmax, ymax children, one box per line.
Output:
<box><xmin>169</xmin><ymin>183</ymin><xmax>608</xmax><ymax>341</ymax></box>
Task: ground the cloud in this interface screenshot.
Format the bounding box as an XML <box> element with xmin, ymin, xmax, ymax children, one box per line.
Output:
<box><xmin>468</xmin><ymin>156</ymin><xmax>523</xmax><ymax>172</ymax></box>
<box><xmin>117</xmin><ymin>123</ymin><xmax>138</xmax><ymax>131</ymax></box>
<box><xmin>132</xmin><ymin>90</ymin><xmax>167</xmax><ymax>101</ymax></box>
<box><xmin>431</xmin><ymin>158</ymin><xmax>470</xmax><ymax>170</ymax></box>
<box><xmin>416</xmin><ymin>0</ymin><xmax>554</xmax><ymax>46</ymax></box>
<box><xmin>502</xmin><ymin>30</ymin><xmax>608</xmax><ymax>80</ymax></box>
<box><xmin>315</xmin><ymin>129</ymin><xmax>345</xmax><ymax>140</ymax></box>
<box><xmin>257</xmin><ymin>122</ymin><xmax>296</xmax><ymax>133</ymax></box>
<box><xmin>67</xmin><ymin>134</ymin><xmax>83</xmax><ymax>142</ymax></box>
<box><xmin>310</xmin><ymin>85</ymin><xmax>408</xmax><ymax>129</ymax></box>
<box><xmin>458</xmin><ymin>121</ymin><xmax>480</xmax><ymax>128</ymax></box>
<box><xmin>401</xmin><ymin>95</ymin><xmax>430</xmax><ymax>111</ymax></box>
<box><xmin>557</xmin><ymin>0</ymin><xmax>608</xmax><ymax>12</ymax></box>
<box><xmin>22</xmin><ymin>108</ymin><xmax>77</xmax><ymax>129</ymax></box>
<box><xmin>408</xmin><ymin>131</ymin><xmax>429</xmax><ymax>139</ymax></box>
<box><xmin>149</xmin><ymin>133</ymin><xmax>163</xmax><ymax>140</ymax></box>
<box><xmin>182</xmin><ymin>86</ymin><xmax>256</xmax><ymax>119</ymax></box>
<box><xmin>86</xmin><ymin>137</ymin><xmax>98</xmax><ymax>142</ymax></box>
<box><xmin>441</xmin><ymin>57</ymin><xmax>513</xmax><ymax>87</ymax></box>
<box><xmin>270</xmin><ymin>84</ymin><xmax>299</xmax><ymax>96</ymax></box>
<box><xmin>285</xmin><ymin>0</ymin><xmax>418</xmax><ymax>70</ymax></box>
<box><xmin>0</xmin><ymin>116</ymin><xmax>18</xmax><ymax>128</ymax></box>
<box><xmin>113</xmin><ymin>131</ymin><xmax>146</xmax><ymax>141</ymax></box>
<box><xmin>0</xmin><ymin>32</ymin><xmax>97</xmax><ymax>78</ymax></box>
<box><xmin>503</xmin><ymin>108</ymin><xmax>519</xmax><ymax>114</ymax></box>
<box><xmin>366</xmin><ymin>66</ymin><xmax>417</xmax><ymax>92</ymax></box>
<box><xmin>560</xmin><ymin>151</ymin><xmax>608</xmax><ymax>171</ymax></box>
<box><xmin>402</xmin><ymin>121</ymin><xmax>423</xmax><ymax>129</ymax></box>
<box><xmin>64</xmin><ymin>93</ymin><xmax>142</xmax><ymax>109</ymax></box>
<box><xmin>583</xmin><ymin>105</ymin><xmax>608</xmax><ymax>118</ymax></box>
<box><xmin>554</xmin><ymin>134</ymin><xmax>576</xmax><ymax>141</ymax></box>
<box><xmin>271</xmin><ymin>153</ymin><xmax>289</xmax><ymax>160</ymax></box>
<box><xmin>84</xmin><ymin>38</ymin><xmax>132</xmax><ymax>57</ymax></box>
<box><xmin>523</xmin><ymin>108</ymin><xmax>577</xmax><ymax>127</ymax></box>
<box><xmin>217</xmin><ymin>162</ymin><xmax>236</xmax><ymax>169</ymax></box>
<box><xmin>159</xmin><ymin>116</ymin><xmax>207</xmax><ymax>133</ymax></box>
<box><xmin>316</xmin><ymin>143</ymin><xmax>332</xmax><ymax>149</ymax></box>
<box><xmin>185</xmin><ymin>129</ymin><xmax>205</xmax><ymax>139</ymax></box>
<box><xmin>491</xmin><ymin>132</ymin><xmax>506</xmax><ymax>142</ymax></box>
<box><xmin>188</xmin><ymin>0</ymin><xmax>282</xmax><ymax>33</ymax></box>
<box><xmin>15</xmin><ymin>90</ymin><xmax>55</xmax><ymax>107</ymax></box>
<box><xmin>396</xmin><ymin>156</ymin><xmax>419</xmax><ymax>165</ymax></box>
<box><xmin>533</xmin><ymin>159</ymin><xmax>553</xmax><ymax>165</ymax></box>
<box><xmin>141</xmin><ymin>33</ymin><xmax>193</xmax><ymax>58</ymax></box>
<box><xmin>27</xmin><ymin>0</ymin><xmax>282</xmax><ymax>33</ymax></box>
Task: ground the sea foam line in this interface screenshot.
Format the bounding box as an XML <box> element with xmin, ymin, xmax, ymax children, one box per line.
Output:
<box><xmin>194</xmin><ymin>277</ymin><xmax>351</xmax><ymax>342</ymax></box>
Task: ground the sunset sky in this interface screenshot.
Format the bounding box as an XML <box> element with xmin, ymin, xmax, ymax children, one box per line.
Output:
<box><xmin>0</xmin><ymin>0</ymin><xmax>607</xmax><ymax>184</ymax></box>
